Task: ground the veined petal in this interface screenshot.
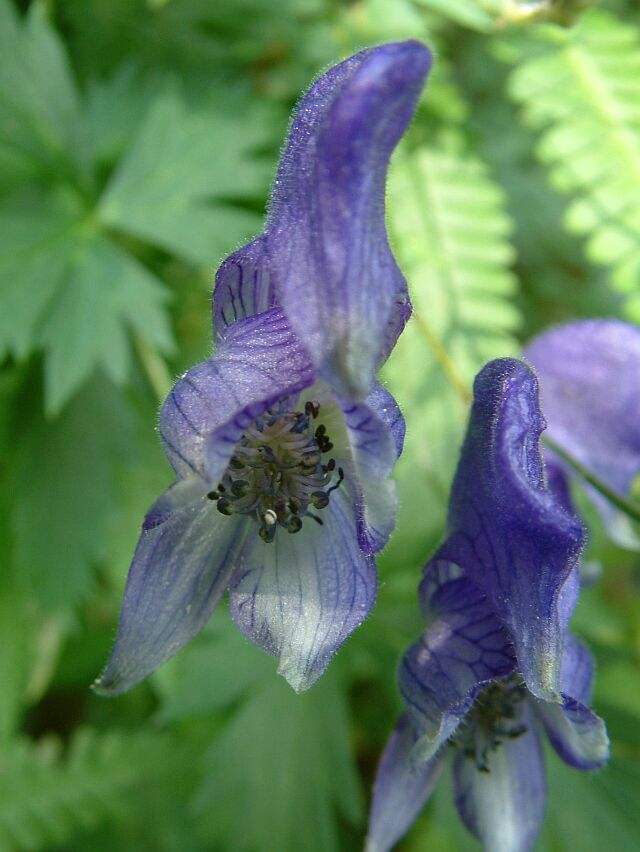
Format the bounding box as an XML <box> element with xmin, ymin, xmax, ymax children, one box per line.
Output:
<box><xmin>399</xmin><ymin>574</ymin><xmax>516</xmax><ymax>758</ymax></box>
<box><xmin>94</xmin><ymin>496</ymin><xmax>250</xmax><ymax>696</ymax></box>
<box><xmin>537</xmin><ymin>696</ymin><xmax>609</xmax><ymax>771</ymax></box>
<box><xmin>525</xmin><ymin>320</ymin><xmax>640</xmax><ymax>546</ymax></box>
<box><xmin>265</xmin><ymin>41</ymin><xmax>431</xmax><ymax>399</ymax></box>
<box><xmin>534</xmin><ymin>635</ymin><xmax>609</xmax><ymax>770</ymax></box>
<box><xmin>159</xmin><ymin>307</ymin><xmax>315</xmax><ymax>481</ymax></box>
<box><xmin>436</xmin><ymin>359</ymin><xmax>584</xmax><ymax>701</ymax></box>
<box><xmin>228</xmin><ymin>488</ymin><xmax>376</xmax><ymax>691</ymax></box>
<box><xmin>453</xmin><ymin>705</ymin><xmax>546</xmax><ymax>852</ymax></box>
<box><xmin>212</xmin><ymin>238</ymin><xmax>276</xmax><ymax>340</ymax></box>
<box><xmin>366</xmin><ymin>715</ymin><xmax>444</xmax><ymax>852</ymax></box>
<box><xmin>340</xmin><ymin>384</ymin><xmax>403</xmax><ymax>554</ymax></box>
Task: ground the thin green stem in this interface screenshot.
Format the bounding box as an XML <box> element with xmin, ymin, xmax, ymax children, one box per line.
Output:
<box><xmin>412</xmin><ymin>311</ymin><xmax>472</xmax><ymax>405</ymax></box>
<box><xmin>134</xmin><ymin>336</ymin><xmax>173</xmax><ymax>403</ymax></box>
<box><xmin>543</xmin><ymin>435</ymin><xmax>640</xmax><ymax>524</ymax></box>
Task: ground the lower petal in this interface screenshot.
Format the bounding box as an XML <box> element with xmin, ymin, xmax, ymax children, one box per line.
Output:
<box><xmin>399</xmin><ymin>575</ymin><xmax>516</xmax><ymax>758</ymax></box>
<box><xmin>536</xmin><ymin>697</ymin><xmax>609</xmax><ymax>770</ymax></box>
<box><xmin>228</xmin><ymin>490</ymin><xmax>376</xmax><ymax>691</ymax></box>
<box><xmin>366</xmin><ymin>715</ymin><xmax>444</xmax><ymax>852</ymax></box>
<box><xmin>94</xmin><ymin>493</ymin><xmax>249</xmax><ymax>695</ymax></box>
<box><xmin>453</xmin><ymin>706</ymin><xmax>546</xmax><ymax>852</ymax></box>
<box><xmin>340</xmin><ymin>385</ymin><xmax>403</xmax><ymax>554</ymax></box>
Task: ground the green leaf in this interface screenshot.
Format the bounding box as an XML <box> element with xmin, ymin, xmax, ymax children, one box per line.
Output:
<box><xmin>10</xmin><ymin>378</ymin><xmax>135</xmax><ymax>611</ymax></box>
<box><xmin>38</xmin><ymin>236</ymin><xmax>174</xmax><ymax>414</ymax></box>
<box><xmin>412</xmin><ymin>0</ymin><xmax>496</xmax><ymax>31</ymax></box>
<box><xmin>0</xmin><ymin>198</ymin><xmax>79</xmax><ymax>362</ymax></box>
<box><xmin>157</xmin><ymin>611</ymin><xmax>363</xmax><ymax>852</ymax></box>
<box><xmin>195</xmin><ymin>671</ymin><xmax>363</xmax><ymax>852</ymax></box>
<box><xmin>508</xmin><ymin>10</ymin><xmax>640</xmax><ymax>321</ymax></box>
<box><xmin>0</xmin><ymin>0</ymin><xmax>83</xmax><ymax>181</ymax></box>
<box><xmin>0</xmin><ymin>729</ymin><xmax>186</xmax><ymax>851</ymax></box>
<box><xmin>99</xmin><ymin>88</ymin><xmax>274</xmax><ymax>265</ymax></box>
<box><xmin>382</xmin><ymin>141</ymin><xmax>520</xmax><ymax>552</ymax></box>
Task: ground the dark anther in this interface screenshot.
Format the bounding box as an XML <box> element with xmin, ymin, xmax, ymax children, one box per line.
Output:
<box><xmin>207</xmin><ymin>491</ymin><xmax>219</xmax><ymax>500</ymax></box>
<box><xmin>259</xmin><ymin>524</ymin><xmax>277</xmax><ymax>543</ymax></box>
<box><xmin>323</xmin><ymin>441</ymin><xmax>333</xmax><ymax>452</ymax></box>
<box><xmin>324</xmin><ymin>458</ymin><xmax>336</xmax><ymax>472</ymax></box>
<box><xmin>311</xmin><ymin>491</ymin><xmax>330</xmax><ymax>509</ymax></box>
<box><xmin>326</xmin><ymin>467</ymin><xmax>344</xmax><ymax>495</ymax></box>
<box><xmin>287</xmin><ymin>516</ymin><xmax>303</xmax><ymax>534</ymax></box>
<box><xmin>289</xmin><ymin>498</ymin><xmax>301</xmax><ymax>514</ymax></box>
<box><xmin>305</xmin><ymin>401</ymin><xmax>320</xmax><ymax>418</ymax></box>
<box><xmin>229</xmin><ymin>457</ymin><xmax>244</xmax><ymax>470</ymax></box>
<box><xmin>315</xmin><ymin>424</ymin><xmax>326</xmax><ymax>437</ymax></box>
<box><xmin>231</xmin><ymin>480</ymin><xmax>250</xmax><ymax>497</ymax></box>
<box><xmin>216</xmin><ymin>497</ymin><xmax>234</xmax><ymax>516</ymax></box>
<box><xmin>307</xmin><ymin>513</ymin><xmax>324</xmax><ymax>526</ymax></box>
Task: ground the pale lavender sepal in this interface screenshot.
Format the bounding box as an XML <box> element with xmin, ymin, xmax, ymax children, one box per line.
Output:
<box><xmin>366</xmin><ymin>714</ymin><xmax>444</xmax><ymax>852</ymax></box>
<box><xmin>228</xmin><ymin>488</ymin><xmax>376</xmax><ymax>691</ymax></box>
<box><xmin>340</xmin><ymin>385</ymin><xmax>403</xmax><ymax>554</ymax></box>
<box><xmin>534</xmin><ymin>635</ymin><xmax>609</xmax><ymax>770</ymax></box>
<box><xmin>94</xmin><ymin>503</ymin><xmax>250</xmax><ymax>696</ymax></box>
<box><xmin>399</xmin><ymin>573</ymin><xmax>516</xmax><ymax>756</ymax></box>
<box><xmin>159</xmin><ymin>307</ymin><xmax>314</xmax><ymax>481</ymax></box>
<box><xmin>453</xmin><ymin>704</ymin><xmax>546</xmax><ymax>852</ymax></box>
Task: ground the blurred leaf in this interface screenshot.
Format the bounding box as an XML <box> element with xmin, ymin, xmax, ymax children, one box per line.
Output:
<box><xmin>195</xmin><ymin>668</ymin><xmax>363</xmax><ymax>852</ymax></box>
<box><xmin>383</xmin><ymin>140</ymin><xmax>520</xmax><ymax>554</ymax></box>
<box><xmin>99</xmin><ymin>88</ymin><xmax>275</xmax><ymax>265</ymax></box>
<box><xmin>11</xmin><ymin>379</ymin><xmax>135</xmax><ymax>611</ymax></box>
<box><xmin>508</xmin><ymin>9</ymin><xmax>640</xmax><ymax>321</ymax></box>
<box><xmin>157</xmin><ymin>612</ymin><xmax>363</xmax><ymax>852</ymax></box>
<box><xmin>0</xmin><ymin>197</ymin><xmax>79</xmax><ymax>362</ymax></box>
<box><xmin>541</xmin><ymin>754</ymin><xmax>640</xmax><ymax>852</ymax></box>
<box><xmin>39</xmin><ymin>236</ymin><xmax>174</xmax><ymax>414</ymax></box>
<box><xmin>0</xmin><ymin>728</ymin><xmax>186</xmax><ymax>851</ymax></box>
<box><xmin>412</xmin><ymin>0</ymin><xmax>496</xmax><ymax>31</ymax></box>
<box><xmin>0</xmin><ymin>0</ymin><xmax>84</xmax><ymax>184</ymax></box>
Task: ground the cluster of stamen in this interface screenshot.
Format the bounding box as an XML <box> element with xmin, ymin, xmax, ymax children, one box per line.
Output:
<box><xmin>451</xmin><ymin>675</ymin><xmax>528</xmax><ymax>772</ymax></box>
<box><xmin>207</xmin><ymin>401</ymin><xmax>344</xmax><ymax>542</ymax></box>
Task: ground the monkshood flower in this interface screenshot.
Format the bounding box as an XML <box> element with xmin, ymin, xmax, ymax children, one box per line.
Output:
<box><xmin>525</xmin><ymin>319</ymin><xmax>640</xmax><ymax>548</ymax></box>
<box><xmin>94</xmin><ymin>41</ymin><xmax>431</xmax><ymax>696</ymax></box>
<box><xmin>367</xmin><ymin>359</ymin><xmax>609</xmax><ymax>852</ymax></box>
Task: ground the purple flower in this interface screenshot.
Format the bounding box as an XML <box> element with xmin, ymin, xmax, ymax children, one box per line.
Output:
<box><xmin>367</xmin><ymin>359</ymin><xmax>609</xmax><ymax>852</ymax></box>
<box><xmin>524</xmin><ymin>319</ymin><xmax>640</xmax><ymax>548</ymax></box>
<box><xmin>95</xmin><ymin>41</ymin><xmax>431</xmax><ymax>696</ymax></box>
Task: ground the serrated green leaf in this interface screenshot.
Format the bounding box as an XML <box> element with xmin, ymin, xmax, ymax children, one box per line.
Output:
<box><xmin>382</xmin><ymin>142</ymin><xmax>519</xmax><ymax>552</ymax></box>
<box><xmin>508</xmin><ymin>10</ymin><xmax>640</xmax><ymax>320</ymax></box>
<box><xmin>0</xmin><ymin>198</ymin><xmax>79</xmax><ymax>361</ymax></box>
<box><xmin>38</xmin><ymin>236</ymin><xmax>174</xmax><ymax>414</ymax></box>
<box><xmin>99</xmin><ymin>89</ymin><xmax>274</xmax><ymax>265</ymax></box>
<box><xmin>10</xmin><ymin>379</ymin><xmax>135</xmax><ymax>611</ymax></box>
<box><xmin>0</xmin><ymin>728</ymin><xmax>186</xmax><ymax>851</ymax></box>
<box><xmin>0</xmin><ymin>0</ymin><xmax>84</xmax><ymax>180</ymax></box>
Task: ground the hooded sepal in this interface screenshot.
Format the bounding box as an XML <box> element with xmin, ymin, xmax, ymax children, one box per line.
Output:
<box><xmin>436</xmin><ymin>358</ymin><xmax>584</xmax><ymax>701</ymax></box>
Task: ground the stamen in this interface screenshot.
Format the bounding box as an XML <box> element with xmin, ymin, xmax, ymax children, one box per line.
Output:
<box><xmin>211</xmin><ymin>401</ymin><xmax>343</xmax><ymax>541</ymax></box>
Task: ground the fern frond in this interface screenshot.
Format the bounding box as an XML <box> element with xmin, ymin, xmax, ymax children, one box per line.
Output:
<box><xmin>509</xmin><ymin>10</ymin><xmax>640</xmax><ymax>319</ymax></box>
<box><xmin>383</xmin><ymin>141</ymin><xmax>519</xmax><ymax>548</ymax></box>
<box><xmin>0</xmin><ymin>729</ymin><xmax>183</xmax><ymax>851</ymax></box>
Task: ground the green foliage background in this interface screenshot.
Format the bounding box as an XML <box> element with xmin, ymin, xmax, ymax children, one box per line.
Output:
<box><xmin>1</xmin><ymin>0</ymin><xmax>640</xmax><ymax>849</ymax></box>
